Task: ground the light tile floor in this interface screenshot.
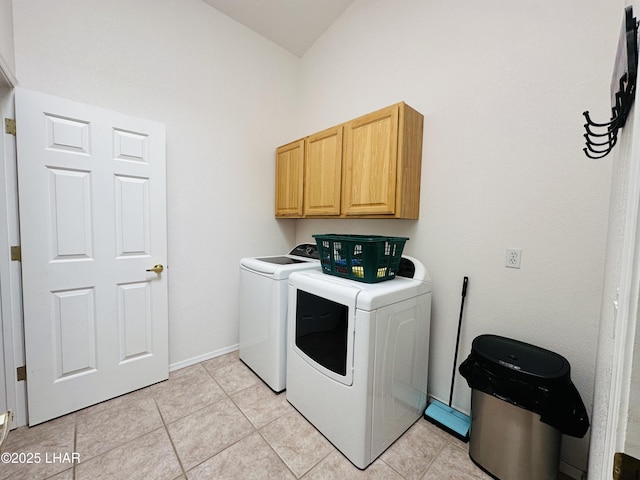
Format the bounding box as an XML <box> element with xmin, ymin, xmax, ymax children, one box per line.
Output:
<box><xmin>0</xmin><ymin>351</ymin><xmax>569</xmax><ymax>480</ymax></box>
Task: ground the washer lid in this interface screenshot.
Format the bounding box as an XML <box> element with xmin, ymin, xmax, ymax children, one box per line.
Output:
<box><xmin>255</xmin><ymin>256</ymin><xmax>308</xmax><ymax>265</ymax></box>
<box><xmin>240</xmin><ymin>255</ymin><xmax>320</xmax><ymax>278</ymax></box>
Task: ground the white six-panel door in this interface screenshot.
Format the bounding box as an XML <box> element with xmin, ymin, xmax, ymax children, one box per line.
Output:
<box><xmin>15</xmin><ymin>88</ymin><xmax>168</xmax><ymax>425</ymax></box>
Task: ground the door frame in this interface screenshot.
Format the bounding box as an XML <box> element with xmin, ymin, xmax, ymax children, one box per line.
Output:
<box><xmin>0</xmin><ymin>69</ymin><xmax>27</xmax><ymax>428</ymax></box>
<box><xmin>601</xmin><ymin>103</ymin><xmax>640</xmax><ymax>470</ymax></box>
<box><xmin>0</xmin><ymin>51</ymin><xmax>17</xmax><ymax>90</ymax></box>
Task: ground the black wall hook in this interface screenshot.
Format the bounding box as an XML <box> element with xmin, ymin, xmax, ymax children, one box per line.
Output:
<box><xmin>583</xmin><ymin>6</ymin><xmax>638</xmax><ymax>159</ymax></box>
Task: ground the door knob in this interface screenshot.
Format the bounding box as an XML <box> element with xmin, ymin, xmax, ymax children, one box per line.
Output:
<box><xmin>146</xmin><ymin>264</ymin><xmax>164</xmax><ymax>274</ymax></box>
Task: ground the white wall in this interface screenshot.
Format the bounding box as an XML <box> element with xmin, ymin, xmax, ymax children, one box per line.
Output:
<box><xmin>294</xmin><ymin>0</ymin><xmax>621</xmax><ymax>471</ymax></box>
<box><xmin>11</xmin><ymin>0</ymin><xmax>299</xmax><ymax>365</ymax></box>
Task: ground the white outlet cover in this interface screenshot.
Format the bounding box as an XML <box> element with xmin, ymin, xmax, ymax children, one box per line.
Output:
<box><xmin>505</xmin><ymin>248</ymin><xmax>522</xmax><ymax>268</ymax></box>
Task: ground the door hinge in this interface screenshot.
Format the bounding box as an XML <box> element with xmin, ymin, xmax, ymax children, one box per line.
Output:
<box><xmin>10</xmin><ymin>245</ymin><xmax>21</xmax><ymax>262</ymax></box>
<box><xmin>613</xmin><ymin>452</ymin><xmax>640</xmax><ymax>480</ymax></box>
<box><xmin>4</xmin><ymin>118</ymin><xmax>15</xmax><ymax>136</ymax></box>
<box><xmin>16</xmin><ymin>366</ymin><xmax>26</xmax><ymax>382</ymax></box>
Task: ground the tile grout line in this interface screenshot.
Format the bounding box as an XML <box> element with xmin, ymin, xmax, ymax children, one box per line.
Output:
<box><xmin>73</xmin><ymin>415</ymin><xmax>77</xmax><ymax>480</ymax></box>
<box><xmin>72</xmin><ymin>390</ymin><xmax>162</xmax><ymax>463</ymax></box>
<box><xmin>39</xmin><ymin>413</ymin><xmax>77</xmax><ymax>480</ymax></box>
<box><xmin>203</xmin><ymin>358</ymin><xmax>335</xmax><ymax>479</ymax></box>
<box><xmin>420</xmin><ymin>438</ymin><xmax>449</xmax><ymax>478</ymax></box>
<box><xmin>254</xmin><ymin>408</ymin><xmax>333</xmax><ymax>480</ymax></box>
<box><xmin>149</xmin><ymin>390</ymin><xmax>188</xmax><ymax>479</ymax></box>
<box><xmin>295</xmin><ymin>441</ymin><xmax>335</xmax><ymax>479</ymax></box>
<box><xmin>172</xmin><ymin>359</ymin><xmax>270</xmax><ymax>477</ymax></box>
<box><xmin>200</xmin><ymin>359</ymin><xmax>313</xmax><ymax>478</ymax></box>
<box><xmin>176</xmin><ymin>390</ymin><xmax>258</xmax><ymax>474</ymax></box>
<box><xmin>216</xmin><ymin>359</ymin><xmax>432</xmax><ymax>480</ymax></box>
<box><xmin>256</xmin><ymin>429</ymin><xmax>302</xmax><ymax>479</ymax></box>
<box><xmin>70</xmin><ymin>388</ymin><xmax>185</xmax><ymax>478</ymax></box>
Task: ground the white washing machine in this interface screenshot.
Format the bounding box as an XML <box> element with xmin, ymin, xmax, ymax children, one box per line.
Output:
<box><xmin>286</xmin><ymin>257</ymin><xmax>431</xmax><ymax>469</ymax></box>
<box><xmin>238</xmin><ymin>244</ymin><xmax>320</xmax><ymax>393</ymax></box>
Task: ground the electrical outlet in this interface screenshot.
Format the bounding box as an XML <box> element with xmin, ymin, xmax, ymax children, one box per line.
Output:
<box><xmin>505</xmin><ymin>248</ymin><xmax>522</xmax><ymax>269</ymax></box>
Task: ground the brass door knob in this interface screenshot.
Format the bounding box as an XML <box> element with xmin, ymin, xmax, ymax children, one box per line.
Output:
<box><xmin>146</xmin><ymin>264</ymin><xmax>164</xmax><ymax>274</ymax></box>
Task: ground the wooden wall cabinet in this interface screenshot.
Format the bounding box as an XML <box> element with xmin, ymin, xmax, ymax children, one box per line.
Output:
<box><xmin>275</xmin><ymin>102</ymin><xmax>423</xmax><ymax>219</ymax></box>
<box><xmin>304</xmin><ymin>125</ymin><xmax>343</xmax><ymax>216</ymax></box>
<box><xmin>274</xmin><ymin>139</ymin><xmax>304</xmax><ymax>217</ymax></box>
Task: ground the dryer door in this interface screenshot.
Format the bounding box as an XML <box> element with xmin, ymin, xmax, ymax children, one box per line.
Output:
<box><xmin>289</xmin><ymin>275</ymin><xmax>358</xmax><ymax>386</ymax></box>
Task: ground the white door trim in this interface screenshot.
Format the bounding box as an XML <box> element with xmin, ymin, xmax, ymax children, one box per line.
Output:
<box><xmin>590</xmin><ymin>96</ymin><xmax>640</xmax><ymax>477</ymax></box>
<box><xmin>0</xmin><ymin>45</ymin><xmax>26</xmax><ymax>429</ymax></box>
<box><xmin>609</xmin><ymin>101</ymin><xmax>640</xmax><ymax>460</ymax></box>
<box><xmin>0</xmin><ymin>83</ymin><xmax>27</xmax><ymax>428</ymax></box>
<box><xmin>0</xmin><ymin>52</ymin><xmax>17</xmax><ymax>90</ymax></box>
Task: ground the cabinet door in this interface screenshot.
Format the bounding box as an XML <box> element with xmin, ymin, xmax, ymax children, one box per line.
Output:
<box><xmin>343</xmin><ymin>105</ymin><xmax>399</xmax><ymax>215</ymax></box>
<box><xmin>304</xmin><ymin>126</ymin><xmax>342</xmax><ymax>216</ymax></box>
<box><xmin>275</xmin><ymin>140</ymin><xmax>304</xmax><ymax>217</ymax></box>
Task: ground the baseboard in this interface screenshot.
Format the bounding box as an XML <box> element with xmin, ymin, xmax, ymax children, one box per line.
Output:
<box><xmin>559</xmin><ymin>461</ymin><xmax>586</xmax><ymax>480</ymax></box>
<box><xmin>169</xmin><ymin>344</ymin><xmax>239</xmax><ymax>372</ymax></box>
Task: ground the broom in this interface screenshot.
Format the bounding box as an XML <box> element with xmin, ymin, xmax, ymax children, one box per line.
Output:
<box><xmin>424</xmin><ymin>276</ymin><xmax>471</xmax><ymax>442</ymax></box>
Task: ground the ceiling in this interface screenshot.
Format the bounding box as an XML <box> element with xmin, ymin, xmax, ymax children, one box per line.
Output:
<box><xmin>202</xmin><ymin>0</ymin><xmax>354</xmax><ymax>57</ymax></box>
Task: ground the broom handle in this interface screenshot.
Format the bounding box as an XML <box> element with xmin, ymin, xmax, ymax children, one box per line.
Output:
<box><xmin>449</xmin><ymin>276</ymin><xmax>468</xmax><ymax>407</ymax></box>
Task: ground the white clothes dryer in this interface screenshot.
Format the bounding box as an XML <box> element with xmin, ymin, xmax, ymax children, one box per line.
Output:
<box><xmin>286</xmin><ymin>257</ymin><xmax>432</xmax><ymax>469</ymax></box>
<box><xmin>239</xmin><ymin>244</ymin><xmax>320</xmax><ymax>393</ymax></box>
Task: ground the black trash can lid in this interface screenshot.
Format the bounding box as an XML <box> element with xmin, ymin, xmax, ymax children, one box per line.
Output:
<box><xmin>472</xmin><ymin>334</ymin><xmax>570</xmax><ymax>382</ymax></box>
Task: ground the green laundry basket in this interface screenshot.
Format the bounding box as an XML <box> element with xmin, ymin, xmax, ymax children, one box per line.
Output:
<box><xmin>312</xmin><ymin>234</ymin><xmax>408</xmax><ymax>283</ymax></box>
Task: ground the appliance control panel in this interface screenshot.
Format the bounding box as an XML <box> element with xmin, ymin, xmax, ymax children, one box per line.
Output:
<box><xmin>290</xmin><ymin>243</ymin><xmax>319</xmax><ymax>259</ymax></box>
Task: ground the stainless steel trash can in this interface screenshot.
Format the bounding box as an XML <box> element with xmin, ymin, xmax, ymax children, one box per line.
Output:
<box><xmin>470</xmin><ymin>390</ymin><xmax>561</xmax><ymax>480</ymax></box>
<box><xmin>459</xmin><ymin>335</ymin><xmax>590</xmax><ymax>480</ymax></box>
